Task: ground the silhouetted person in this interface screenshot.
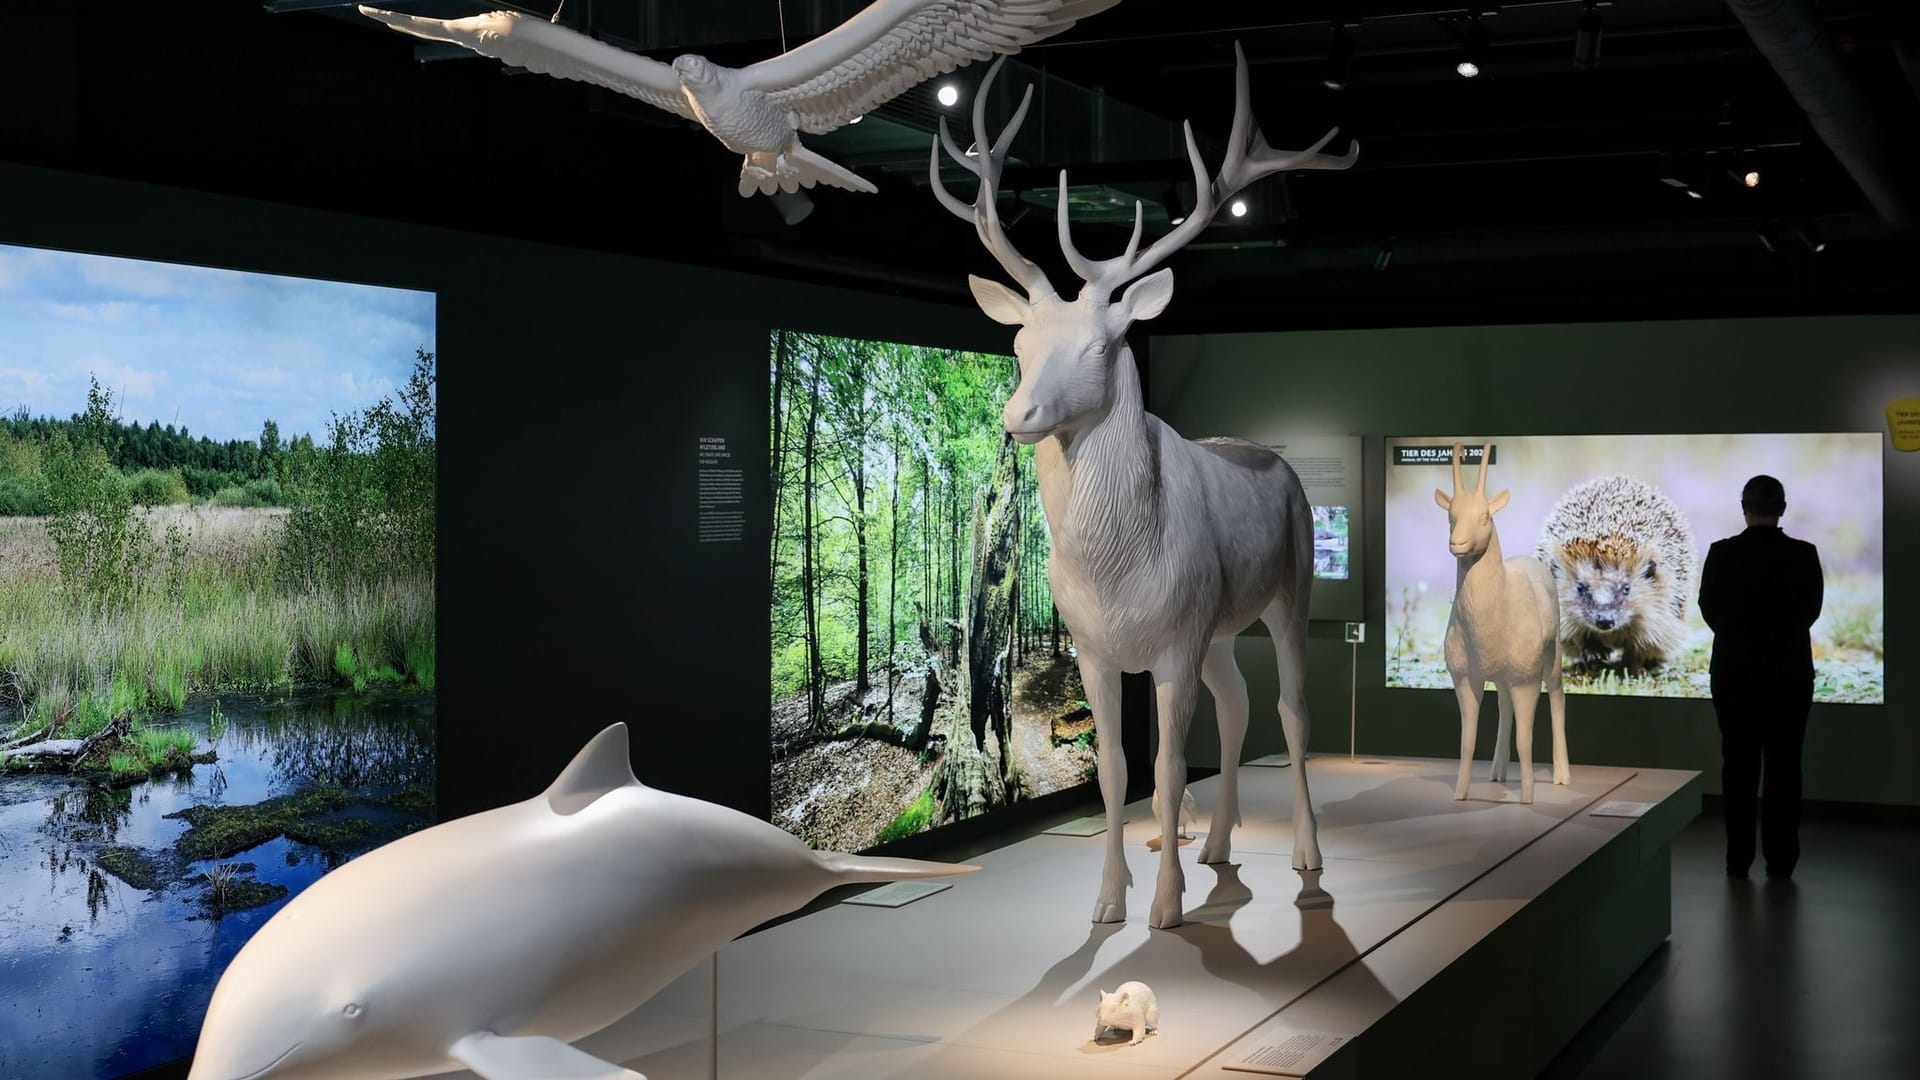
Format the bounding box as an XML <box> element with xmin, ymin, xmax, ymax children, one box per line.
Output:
<box><xmin>1698</xmin><ymin>475</ymin><xmax>1823</xmax><ymax>880</ymax></box>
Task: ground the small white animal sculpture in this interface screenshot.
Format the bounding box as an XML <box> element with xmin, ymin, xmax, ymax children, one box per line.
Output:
<box><xmin>185</xmin><ymin>723</ymin><xmax>976</xmax><ymax>1080</ymax></box>
<box><xmin>1434</xmin><ymin>443</ymin><xmax>1571</xmax><ymax>803</ymax></box>
<box><xmin>931</xmin><ymin>48</ymin><xmax>1355</xmax><ymax>929</ymax></box>
<box><xmin>357</xmin><ymin>1</ymin><xmax>1117</xmax><ymax>196</ymax></box>
<box><xmin>1151</xmin><ymin>785</ymin><xmax>1200</xmax><ymax>839</ymax></box>
<box><xmin>1094</xmin><ymin>981</ymin><xmax>1160</xmax><ymax>1045</ymax></box>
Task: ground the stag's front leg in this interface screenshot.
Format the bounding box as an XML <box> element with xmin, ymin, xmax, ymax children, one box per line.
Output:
<box><xmin>1198</xmin><ymin>638</ymin><xmax>1246</xmax><ymax>865</ymax></box>
<box><xmin>1079</xmin><ymin>657</ymin><xmax>1131</xmax><ymax>924</ymax></box>
<box><xmin>1150</xmin><ymin>659</ymin><xmax>1203</xmax><ymax>929</ymax></box>
<box><xmin>1452</xmin><ymin>671</ymin><xmax>1483</xmax><ymax>800</ymax></box>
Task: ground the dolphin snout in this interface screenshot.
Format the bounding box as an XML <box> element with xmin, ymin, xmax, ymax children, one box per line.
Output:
<box><xmin>191</xmin><ymin>1041</ymin><xmax>302</xmax><ymax>1080</ymax></box>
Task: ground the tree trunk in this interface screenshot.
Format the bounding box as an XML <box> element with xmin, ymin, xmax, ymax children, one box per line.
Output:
<box><xmin>887</xmin><ymin>438</ymin><xmax>901</xmax><ymax>724</ymax></box>
<box><xmin>801</xmin><ymin>362</ymin><xmax>825</xmax><ymax>732</ymax></box>
<box><xmin>769</xmin><ymin>330</ymin><xmax>789</xmax><ymax>605</ymax></box>
<box><xmin>853</xmin><ymin>456</ymin><xmax>870</xmax><ymax>697</ymax></box>
<box><xmin>966</xmin><ymin>432</ymin><xmax>1022</xmax><ymax>792</ymax></box>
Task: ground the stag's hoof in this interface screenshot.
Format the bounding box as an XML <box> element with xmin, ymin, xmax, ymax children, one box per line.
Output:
<box><xmin>1489</xmin><ymin>765</ymin><xmax>1508</xmax><ymax>783</ymax></box>
<box><xmin>1091</xmin><ymin>897</ymin><xmax>1126</xmax><ymax>924</ymax></box>
<box><xmin>1148</xmin><ymin>894</ymin><xmax>1184</xmax><ymax>929</ymax></box>
<box><xmin>1553</xmin><ymin>768</ymin><xmax>1572</xmax><ymax>786</ymax></box>
<box><xmin>1199</xmin><ymin>835</ymin><xmax>1232</xmax><ymax>864</ymax></box>
<box><xmin>1291</xmin><ymin>844</ymin><xmax>1323</xmax><ymax>872</ymax></box>
<box><xmin>1453</xmin><ymin>786</ymin><xmax>1470</xmax><ymax>801</ymax></box>
<box><xmin>1520</xmin><ymin>784</ymin><xmax>1535</xmax><ymax>805</ymax></box>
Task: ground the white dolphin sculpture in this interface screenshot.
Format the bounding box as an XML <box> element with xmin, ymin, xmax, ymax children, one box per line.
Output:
<box><xmin>187</xmin><ymin>722</ymin><xmax>976</xmax><ymax>1080</ymax></box>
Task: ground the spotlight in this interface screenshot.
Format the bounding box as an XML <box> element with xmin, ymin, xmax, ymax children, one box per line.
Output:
<box><xmin>1169</xmin><ymin>216</ymin><xmax>1187</xmax><ymax>226</ymax></box>
<box><xmin>936</xmin><ymin>83</ymin><xmax>959</xmax><ymax>108</ymax></box>
<box><xmin>1797</xmin><ymin>227</ymin><xmax>1826</xmax><ymax>254</ymax></box>
<box><xmin>770</xmin><ymin>191</ymin><xmax>814</xmax><ymax>226</ymax></box>
<box><xmin>1322</xmin><ymin>24</ymin><xmax>1355</xmax><ymax>91</ymax></box>
<box><xmin>1685</xmin><ymin>188</ymin><xmax>1704</xmax><ymax>200</ymax></box>
<box><xmin>1743</xmin><ymin>170</ymin><xmax>1761</xmax><ymax>188</ymax></box>
<box><xmin>1574</xmin><ymin>1</ymin><xmax>1603</xmax><ymax>70</ymax></box>
<box><xmin>848</xmin><ymin>114</ymin><xmax>864</xmax><ymax>125</ymax></box>
<box><xmin>1454</xmin><ymin>15</ymin><xmax>1489</xmax><ymax>79</ymax></box>
<box><xmin>1757</xmin><ymin>232</ymin><xmax>1776</xmax><ymax>253</ymax></box>
<box><xmin>1374</xmin><ymin>241</ymin><xmax>1393</xmax><ymax>271</ymax></box>
<box><xmin>1229</xmin><ymin>199</ymin><xmax>1249</xmax><ymax>218</ymax></box>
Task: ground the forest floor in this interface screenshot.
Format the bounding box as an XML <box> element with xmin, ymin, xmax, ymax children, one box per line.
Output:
<box><xmin>1009</xmin><ymin>653</ymin><xmax>1094</xmax><ymax>795</ymax></box>
<box><xmin>770</xmin><ymin>677</ymin><xmax>926</xmax><ymax>852</ymax></box>
<box><xmin>771</xmin><ymin>649</ymin><xmax>1095</xmax><ymax>852</ymax></box>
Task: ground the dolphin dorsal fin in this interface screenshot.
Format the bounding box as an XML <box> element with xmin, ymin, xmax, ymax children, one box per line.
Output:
<box><xmin>544</xmin><ymin>723</ymin><xmax>641</xmax><ymax>815</ymax></box>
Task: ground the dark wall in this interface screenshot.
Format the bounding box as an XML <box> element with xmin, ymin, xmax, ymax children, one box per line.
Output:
<box><xmin>0</xmin><ymin>158</ymin><xmax>1006</xmax><ymax>822</ymax></box>
<box><xmin>1151</xmin><ymin>320</ymin><xmax>1919</xmax><ymax>806</ymax></box>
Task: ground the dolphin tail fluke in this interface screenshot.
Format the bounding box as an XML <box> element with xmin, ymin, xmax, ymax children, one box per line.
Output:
<box><xmin>819</xmin><ymin>852</ymin><xmax>980</xmax><ymax>883</ymax></box>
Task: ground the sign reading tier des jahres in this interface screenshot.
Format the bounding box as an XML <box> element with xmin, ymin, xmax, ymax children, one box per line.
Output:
<box><xmin>697</xmin><ymin>435</ymin><xmax>745</xmax><ymax>543</ymax></box>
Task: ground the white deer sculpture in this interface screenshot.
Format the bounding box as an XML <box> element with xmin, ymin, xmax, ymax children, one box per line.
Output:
<box><xmin>931</xmin><ymin>48</ymin><xmax>1356</xmax><ymax>928</ymax></box>
<box><xmin>1434</xmin><ymin>442</ymin><xmax>1571</xmax><ymax>804</ymax></box>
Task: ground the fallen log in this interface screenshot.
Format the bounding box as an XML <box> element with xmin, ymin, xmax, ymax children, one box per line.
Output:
<box><xmin>3</xmin><ymin>716</ymin><xmax>130</xmax><ymax>765</ymax></box>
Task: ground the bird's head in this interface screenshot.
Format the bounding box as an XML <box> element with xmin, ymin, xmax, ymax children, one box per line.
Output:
<box><xmin>672</xmin><ymin>54</ymin><xmax>719</xmax><ymax>88</ymax></box>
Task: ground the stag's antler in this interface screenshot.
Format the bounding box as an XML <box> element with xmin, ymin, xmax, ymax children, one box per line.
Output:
<box><xmin>1059</xmin><ymin>42</ymin><xmax>1358</xmax><ymax>300</ymax></box>
<box><xmin>929</xmin><ymin>56</ymin><xmax>1058</xmax><ymax>302</ymax></box>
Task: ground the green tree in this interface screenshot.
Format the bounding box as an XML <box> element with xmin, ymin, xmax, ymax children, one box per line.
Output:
<box><xmin>43</xmin><ymin>378</ymin><xmax>152</xmax><ymax>608</ymax></box>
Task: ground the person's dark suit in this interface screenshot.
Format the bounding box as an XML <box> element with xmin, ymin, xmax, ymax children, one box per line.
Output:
<box><xmin>1697</xmin><ymin>526</ymin><xmax>1823</xmax><ymax>877</ymax></box>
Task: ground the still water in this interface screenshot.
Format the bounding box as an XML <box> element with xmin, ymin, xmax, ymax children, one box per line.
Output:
<box><xmin>0</xmin><ymin>689</ymin><xmax>434</xmax><ymax>1079</ymax></box>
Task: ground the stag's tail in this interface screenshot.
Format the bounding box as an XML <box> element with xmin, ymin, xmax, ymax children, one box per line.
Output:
<box><xmin>818</xmin><ymin>852</ymin><xmax>979</xmax><ymax>884</ymax></box>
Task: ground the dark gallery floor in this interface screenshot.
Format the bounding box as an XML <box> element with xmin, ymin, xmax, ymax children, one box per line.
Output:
<box><xmin>1543</xmin><ymin>814</ymin><xmax>1920</xmax><ymax>1080</ymax></box>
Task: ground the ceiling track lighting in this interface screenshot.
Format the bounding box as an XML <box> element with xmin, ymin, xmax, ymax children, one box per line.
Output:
<box><xmin>1797</xmin><ymin>226</ymin><xmax>1826</xmax><ymax>254</ymax></box>
<box><xmin>1322</xmin><ymin>22</ymin><xmax>1355</xmax><ymax>92</ymax></box>
<box><xmin>1574</xmin><ymin>1</ymin><xmax>1605</xmax><ymax>71</ymax></box>
<box><xmin>1449</xmin><ymin>11</ymin><xmax>1492</xmax><ymax>79</ymax></box>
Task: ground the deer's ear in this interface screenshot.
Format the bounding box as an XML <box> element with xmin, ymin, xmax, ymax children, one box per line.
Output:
<box><xmin>1488</xmin><ymin>489</ymin><xmax>1511</xmax><ymax>514</ymax></box>
<box><xmin>969</xmin><ymin>275</ymin><xmax>1030</xmax><ymax>326</ymax></box>
<box><xmin>1434</xmin><ymin>489</ymin><xmax>1453</xmax><ymax>511</ymax></box>
<box><xmin>1120</xmin><ymin>268</ymin><xmax>1175</xmax><ymax>322</ymax></box>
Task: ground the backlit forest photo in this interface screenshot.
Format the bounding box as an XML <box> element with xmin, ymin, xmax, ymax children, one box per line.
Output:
<box><xmin>770</xmin><ymin>331</ymin><xmax>1094</xmax><ymax>853</ymax></box>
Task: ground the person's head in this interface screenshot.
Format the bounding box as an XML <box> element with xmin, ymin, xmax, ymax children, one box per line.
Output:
<box><xmin>1741</xmin><ymin>475</ymin><xmax>1786</xmax><ymax>525</ymax></box>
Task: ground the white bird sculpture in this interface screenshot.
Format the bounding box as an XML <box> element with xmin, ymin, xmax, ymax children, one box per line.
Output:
<box><xmin>358</xmin><ymin>1</ymin><xmax>1118</xmax><ymax>196</ymax></box>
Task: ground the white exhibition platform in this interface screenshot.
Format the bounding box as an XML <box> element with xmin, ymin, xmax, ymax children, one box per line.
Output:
<box><xmin>478</xmin><ymin>756</ymin><xmax>1698</xmax><ymax>1080</ymax></box>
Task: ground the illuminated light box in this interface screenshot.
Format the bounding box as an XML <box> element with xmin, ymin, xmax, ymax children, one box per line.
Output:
<box><xmin>1383</xmin><ymin>433</ymin><xmax>1882</xmax><ymax>704</ymax></box>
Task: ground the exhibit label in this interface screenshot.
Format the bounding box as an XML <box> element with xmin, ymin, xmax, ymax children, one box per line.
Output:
<box><xmin>1889</xmin><ymin>397</ymin><xmax>1920</xmax><ymax>452</ymax></box>
<box><xmin>696</xmin><ymin>435</ymin><xmax>744</xmax><ymax>543</ymax></box>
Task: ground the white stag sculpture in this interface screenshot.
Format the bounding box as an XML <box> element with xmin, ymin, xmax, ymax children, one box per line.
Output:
<box><xmin>931</xmin><ymin>48</ymin><xmax>1355</xmax><ymax>928</ymax></box>
<box><xmin>1434</xmin><ymin>443</ymin><xmax>1570</xmax><ymax>803</ymax></box>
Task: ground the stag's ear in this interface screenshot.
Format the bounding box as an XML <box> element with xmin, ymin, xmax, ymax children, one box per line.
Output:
<box><xmin>969</xmin><ymin>275</ymin><xmax>1030</xmax><ymax>326</ymax></box>
<box><xmin>1434</xmin><ymin>489</ymin><xmax>1453</xmax><ymax>511</ymax></box>
<box><xmin>1119</xmin><ymin>268</ymin><xmax>1175</xmax><ymax>323</ymax></box>
<box><xmin>1488</xmin><ymin>490</ymin><xmax>1511</xmax><ymax>514</ymax></box>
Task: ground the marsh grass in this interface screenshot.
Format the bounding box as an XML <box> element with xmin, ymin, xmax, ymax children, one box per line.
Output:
<box><xmin>0</xmin><ymin>507</ymin><xmax>434</xmax><ymax>742</ymax></box>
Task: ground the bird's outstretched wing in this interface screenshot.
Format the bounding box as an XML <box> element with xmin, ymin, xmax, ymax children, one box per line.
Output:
<box><xmin>745</xmin><ymin>0</ymin><xmax>1118</xmax><ymax>134</ymax></box>
<box><xmin>357</xmin><ymin>6</ymin><xmax>695</xmax><ymax>121</ymax></box>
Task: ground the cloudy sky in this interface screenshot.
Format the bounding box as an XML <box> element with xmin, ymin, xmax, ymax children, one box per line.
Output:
<box><xmin>0</xmin><ymin>242</ymin><xmax>435</xmax><ymax>444</ymax></box>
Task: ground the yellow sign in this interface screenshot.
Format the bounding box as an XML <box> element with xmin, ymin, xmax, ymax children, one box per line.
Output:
<box><xmin>1890</xmin><ymin>397</ymin><xmax>1920</xmax><ymax>452</ymax></box>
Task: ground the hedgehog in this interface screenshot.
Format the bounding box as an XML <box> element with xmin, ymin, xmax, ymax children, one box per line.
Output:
<box><xmin>1534</xmin><ymin>475</ymin><xmax>1696</xmax><ymax>674</ymax></box>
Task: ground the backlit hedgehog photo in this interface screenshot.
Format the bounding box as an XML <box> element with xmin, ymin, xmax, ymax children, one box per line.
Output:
<box><xmin>1534</xmin><ymin>476</ymin><xmax>1696</xmax><ymax>674</ymax></box>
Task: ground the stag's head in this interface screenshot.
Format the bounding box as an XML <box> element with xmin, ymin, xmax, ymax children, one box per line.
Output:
<box><xmin>1434</xmin><ymin>443</ymin><xmax>1509</xmax><ymax>558</ymax></box>
<box><xmin>932</xmin><ymin>48</ymin><xmax>1356</xmax><ymax>445</ymax></box>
